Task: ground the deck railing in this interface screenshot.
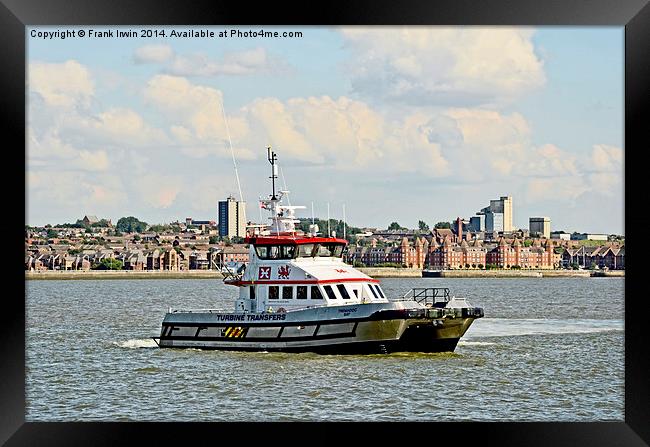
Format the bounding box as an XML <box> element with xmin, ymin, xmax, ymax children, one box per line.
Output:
<box><xmin>398</xmin><ymin>287</ymin><xmax>450</xmax><ymax>307</ymax></box>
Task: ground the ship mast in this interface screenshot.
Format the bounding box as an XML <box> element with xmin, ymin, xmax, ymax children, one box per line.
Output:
<box><xmin>268</xmin><ymin>147</ymin><xmax>277</xmax><ymax>201</ymax></box>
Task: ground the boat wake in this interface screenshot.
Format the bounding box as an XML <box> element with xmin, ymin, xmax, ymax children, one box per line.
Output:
<box><xmin>464</xmin><ymin>318</ymin><xmax>623</xmax><ymax>339</ymax></box>
<box><xmin>114</xmin><ymin>339</ymin><xmax>158</xmax><ymax>349</ymax></box>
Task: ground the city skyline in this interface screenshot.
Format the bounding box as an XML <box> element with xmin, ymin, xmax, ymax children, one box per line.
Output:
<box><xmin>27</xmin><ymin>26</ymin><xmax>624</xmax><ymax>234</ymax></box>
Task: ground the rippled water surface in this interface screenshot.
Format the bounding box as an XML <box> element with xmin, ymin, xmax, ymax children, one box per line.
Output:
<box><xmin>26</xmin><ymin>277</ymin><xmax>624</xmax><ymax>421</ymax></box>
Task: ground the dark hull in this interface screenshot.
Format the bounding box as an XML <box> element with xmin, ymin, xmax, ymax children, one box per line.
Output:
<box><xmin>154</xmin><ymin>315</ymin><xmax>475</xmax><ymax>354</ymax></box>
<box><xmin>154</xmin><ymin>337</ymin><xmax>460</xmax><ymax>354</ymax></box>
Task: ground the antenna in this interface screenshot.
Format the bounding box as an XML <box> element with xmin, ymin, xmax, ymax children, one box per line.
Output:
<box><xmin>219</xmin><ymin>98</ymin><xmax>243</xmax><ymax>202</ymax></box>
<box><xmin>343</xmin><ymin>203</ymin><xmax>346</xmax><ymax>240</ymax></box>
<box><xmin>311</xmin><ymin>202</ymin><xmax>314</xmax><ymax>224</ymax></box>
<box><xmin>327</xmin><ymin>202</ymin><xmax>330</xmax><ymax>236</ymax></box>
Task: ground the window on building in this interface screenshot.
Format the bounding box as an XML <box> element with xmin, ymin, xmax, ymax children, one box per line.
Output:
<box><xmin>296</xmin><ymin>286</ymin><xmax>307</xmax><ymax>299</ymax></box>
<box><xmin>336</xmin><ymin>284</ymin><xmax>350</xmax><ymax>299</ymax></box>
<box><xmin>323</xmin><ymin>285</ymin><xmax>337</xmax><ymax>300</ymax></box>
<box><xmin>310</xmin><ymin>286</ymin><xmax>323</xmax><ymax>299</ymax></box>
<box><xmin>268</xmin><ymin>286</ymin><xmax>279</xmax><ymax>299</ymax></box>
<box><xmin>283</xmin><ymin>286</ymin><xmax>293</xmax><ymax>299</ymax></box>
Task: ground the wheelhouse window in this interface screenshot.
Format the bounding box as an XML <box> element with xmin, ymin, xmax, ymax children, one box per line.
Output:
<box><xmin>268</xmin><ymin>286</ymin><xmax>279</xmax><ymax>299</ymax></box>
<box><xmin>373</xmin><ymin>284</ymin><xmax>386</xmax><ymax>299</ymax></box>
<box><xmin>323</xmin><ymin>285</ymin><xmax>337</xmax><ymax>300</ymax></box>
<box><xmin>296</xmin><ymin>286</ymin><xmax>307</xmax><ymax>299</ymax></box>
<box><xmin>315</xmin><ymin>243</ymin><xmax>345</xmax><ymax>257</ymax></box>
<box><xmin>255</xmin><ymin>245</ymin><xmax>296</xmax><ymax>260</ymax></box>
<box><xmin>282</xmin><ymin>286</ymin><xmax>293</xmax><ymax>300</ymax></box>
<box><xmin>336</xmin><ymin>284</ymin><xmax>351</xmax><ymax>299</ymax></box>
<box><xmin>367</xmin><ymin>284</ymin><xmax>379</xmax><ymax>299</ymax></box>
<box><xmin>249</xmin><ymin>286</ymin><xmax>255</xmax><ymax>300</ymax></box>
<box><xmin>297</xmin><ymin>244</ymin><xmax>316</xmax><ymax>257</ymax></box>
<box><xmin>310</xmin><ymin>286</ymin><xmax>323</xmax><ymax>299</ymax></box>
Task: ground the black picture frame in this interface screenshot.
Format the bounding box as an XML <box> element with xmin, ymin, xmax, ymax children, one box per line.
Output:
<box><xmin>3</xmin><ymin>0</ymin><xmax>646</xmax><ymax>445</ymax></box>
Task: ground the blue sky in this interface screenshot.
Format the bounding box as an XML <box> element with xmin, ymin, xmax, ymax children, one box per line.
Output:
<box><xmin>26</xmin><ymin>26</ymin><xmax>624</xmax><ymax>234</ymax></box>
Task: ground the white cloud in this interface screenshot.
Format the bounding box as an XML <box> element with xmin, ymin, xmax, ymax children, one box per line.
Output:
<box><xmin>165</xmin><ymin>47</ymin><xmax>280</xmax><ymax>77</ymax></box>
<box><xmin>76</xmin><ymin>150</ymin><xmax>110</xmax><ymax>171</ymax></box>
<box><xmin>133</xmin><ymin>44</ymin><xmax>175</xmax><ymax>64</ymax></box>
<box><xmin>526</xmin><ymin>176</ymin><xmax>590</xmax><ymax>202</ymax></box>
<box><xmin>27</xmin><ymin>170</ymin><xmax>127</xmax><ymax>218</ymax></box>
<box><xmin>525</xmin><ymin>144</ymin><xmax>579</xmax><ymax>177</ymax></box>
<box><xmin>134</xmin><ymin>174</ymin><xmax>183</xmax><ymax>208</ymax></box>
<box><xmin>590</xmin><ymin>144</ymin><xmax>623</xmax><ymax>172</ymax></box>
<box><xmin>28</xmin><ymin>130</ymin><xmax>110</xmax><ymax>172</ymax></box>
<box><xmin>143</xmin><ymin>74</ymin><xmax>254</xmax><ymax>159</ymax></box>
<box><xmin>340</xmin><ymin>27</ymin><xmax>545</xmax><ymax>106</ymax></box>
<box><xmin>29</xmin><ymin>60</ymin><xmax>94</xmax><ymax>107</ymax></box>
<box><xmin>184</xmin><ymin>175</ymin><xmax>232</xmax><ymax>212</ymax></box>
<box><xmin>78</xmin><ymin>108</ymin><xmax>169</xmax><ymax>147</ymax></box>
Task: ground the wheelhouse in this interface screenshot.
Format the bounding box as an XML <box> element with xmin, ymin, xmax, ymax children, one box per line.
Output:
<box><xmin>246</xmin><ymin>236</ymin><xmax>348</xmax><ymax>260</ymax></box>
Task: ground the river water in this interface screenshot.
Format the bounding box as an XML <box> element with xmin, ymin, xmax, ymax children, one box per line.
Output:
<box><xmin>25</xmin><ymin>277</ymin><xmax>624</xmax><ymax>421</ymax></box>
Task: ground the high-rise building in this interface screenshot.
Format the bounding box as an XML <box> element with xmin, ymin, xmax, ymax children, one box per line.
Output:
<box><xmin>478</xmin><ymin>196</ymin><xmax>513</xmax><ymax>233</ymax></box>
<box><xmin>469</xmin><ymin>215</ymin><xmax>485</xmax><ymax>232</ymax></box>
<box><xmin>218</xmin><ymin>195</ymin><xmax>247</xmax><ymax>238</ymax></box>
<box><xmin>485</xmin><ymin>211</ymin><xmax>504</xmax><ymax>233</ymax></box>
<box><xmin>529</xmin><ymin>217</ymin><xmax>551</xmax><ymax>239</ymax></box>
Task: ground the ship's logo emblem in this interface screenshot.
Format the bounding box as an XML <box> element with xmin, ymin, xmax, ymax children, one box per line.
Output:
<box><xmin>278</xmin><ymin>265</ymin><xmax>291</xmax><ymax>279</ymax></box>
<box><xmin>259</xmin><ymin>267</ymin><xmax>271</xmax><ymax>279</ymax></box>
<box><xmin>335</xmin><ymin>268</ymin><xmax>347</xmax><ymax>273</ymax></box>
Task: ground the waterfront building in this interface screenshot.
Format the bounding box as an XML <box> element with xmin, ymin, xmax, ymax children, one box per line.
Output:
<box><xmin>429</xmin><ymin>237</ymin><xmax>559</xmax><ymax>270</ymax></box>
<box><xmin>218</xmin><ymin>196</ymin><xmax>247</xmax><ymax>239</ymax></box>
<box><xmin>485</xmin><ymin>237</ymin><xmax>559</xmax><ymax>269</ymax></box>
<box><xmin>530</xmin><ymin>217</ymin><xmax>551</xmax><ymax>239</ymax></box>
<box><xmin>344</xmin><ymin>236</ymin><xmax>428</xmax><ymax>268</ymax></box>
<box><xmin>428</xmin><ymin>236</ymin><xmax>488</xmax><ymax>269</ymax></box>
<box><xmin>562</xmin><ymin>245</ymin><xmax>624</xmax><ymax>269</ymax></box>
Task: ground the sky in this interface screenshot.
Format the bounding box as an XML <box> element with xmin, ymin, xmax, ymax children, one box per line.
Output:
<box><xmin>26</xmin><ymin>26</ymin><xmax>624</xmax><ymax>235</ymax></box>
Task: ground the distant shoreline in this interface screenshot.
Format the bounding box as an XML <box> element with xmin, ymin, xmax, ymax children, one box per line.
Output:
<box><xmin>24</xmin><ymin>268</ymin><xmax>624</xmax><ymax>280</ymax></box>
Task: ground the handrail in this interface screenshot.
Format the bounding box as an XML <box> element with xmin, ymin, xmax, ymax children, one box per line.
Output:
<box><xmin>397</xmin><ymin>287</ymin><xmax>450</xmax><ymax>305</ymax></box>
<box><xmin>221</xmin><ymin>262</ymin><xmax>245</xmax><ymax>283</ymax></box>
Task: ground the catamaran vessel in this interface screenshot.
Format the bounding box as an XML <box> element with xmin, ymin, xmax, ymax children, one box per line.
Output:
<box><xmin>153</xmin><ymin>148</ymin><xmax>484</xmax><ymax>354</ymax></box>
